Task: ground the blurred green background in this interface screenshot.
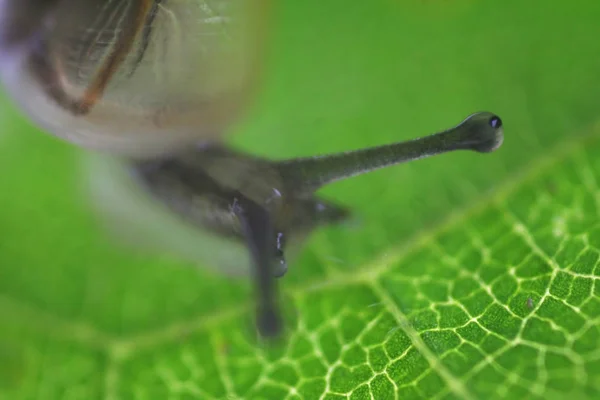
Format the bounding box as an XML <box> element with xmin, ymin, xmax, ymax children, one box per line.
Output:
<box><xmin>1</xmin><ymin>0</ymin><xmax>600</xmax><ymax>399</ymax></box>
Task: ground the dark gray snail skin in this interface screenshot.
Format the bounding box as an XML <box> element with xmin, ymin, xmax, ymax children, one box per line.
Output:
<box><xmin>129</xmin><ymin>112</ymin><xmax>504</xmax><ymax>338</ymax></box>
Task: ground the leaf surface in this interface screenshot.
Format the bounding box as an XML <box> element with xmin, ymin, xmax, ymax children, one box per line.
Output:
<box><xmin>1</xmin><ymin>1</ymin><xmax>600</xmax><ymax>399</ymax></box>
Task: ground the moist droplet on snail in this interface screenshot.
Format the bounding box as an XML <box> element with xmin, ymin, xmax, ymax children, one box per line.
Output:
<box><xmin>0</xmin><ymin>0</ymin><xmax>504</xmax><ymax>338</ymax></box>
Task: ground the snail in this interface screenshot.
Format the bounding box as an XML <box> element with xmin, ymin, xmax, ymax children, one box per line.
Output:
<box><xmin>0</xmin><ymin>0</ymin><xmax>504</xmax><ymax>338</ymax></box>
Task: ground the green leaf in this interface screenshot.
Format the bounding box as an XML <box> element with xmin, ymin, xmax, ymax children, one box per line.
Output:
<box><xmin>1</xmin><ymin>0</ymin><xmax>600</xmax><ymax>399</ymax></box>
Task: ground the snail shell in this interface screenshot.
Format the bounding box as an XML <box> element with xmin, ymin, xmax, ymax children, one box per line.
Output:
<box><xmin>0</xmin><ymin>0</ymin><xmax>270</xmax><ymax>157</ymax></box>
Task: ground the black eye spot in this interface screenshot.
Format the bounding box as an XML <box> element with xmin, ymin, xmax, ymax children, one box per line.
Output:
<box><xmin>489</xmin><ymin>116</ymin><xmax>502</xmax><ymax>129</ymax></box>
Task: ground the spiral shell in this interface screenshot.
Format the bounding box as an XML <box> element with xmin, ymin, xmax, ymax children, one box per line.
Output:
<box><xmin>0</xmin><ymin>0</ymin><xmax>270</xmax><ymax>157</ymax></box>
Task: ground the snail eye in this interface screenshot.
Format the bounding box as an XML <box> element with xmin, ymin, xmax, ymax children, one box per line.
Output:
<box><xmin>489</xmin><ymin>116</ymin><xmax>502</xmax><ymax>129</ymax></box>
<box><xmin>0</xmin><ymin>0</ymin><xmax>271</xmax><ymax>156</ymax></box>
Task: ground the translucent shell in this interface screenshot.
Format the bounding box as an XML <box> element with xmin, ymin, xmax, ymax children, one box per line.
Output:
<box><xmin>0</xmin><ymin>0</ymin><xmax>270</xmax><ymax>157</ymax></box>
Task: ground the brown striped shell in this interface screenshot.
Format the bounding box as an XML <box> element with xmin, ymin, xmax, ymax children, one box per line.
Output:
<box><xmin>0</xmin><ymin>0</ymin><xmax>270</xmax><ymax>157</ymax></box>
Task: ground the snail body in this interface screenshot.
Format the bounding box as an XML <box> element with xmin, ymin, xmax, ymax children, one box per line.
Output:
<box><xmin>0</xmin><ymin>0</ymin><xmax>504</xmax><ymax>337</ymax></box>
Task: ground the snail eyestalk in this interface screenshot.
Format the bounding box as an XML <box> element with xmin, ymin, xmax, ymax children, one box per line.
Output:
<box><xmin>278</xmin><ymin>112</ymin><xmax>504</xmax><ymax>194</ymax></box>
<box><xmin>234</xmin><ymin>197</ymin><xmax>283</xmax><ymax>338</ymax></box>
